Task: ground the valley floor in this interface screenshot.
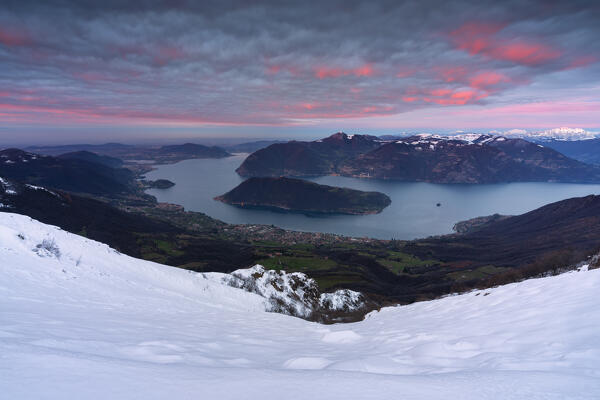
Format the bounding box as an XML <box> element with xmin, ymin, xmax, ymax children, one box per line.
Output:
<box><xmin>1</xmin><ymin>213</ymin><xmax>599</xmax><ymax>399</ymax></box>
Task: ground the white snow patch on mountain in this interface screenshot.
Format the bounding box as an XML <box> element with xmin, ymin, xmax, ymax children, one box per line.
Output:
<box><xmin>396</xmin><ymin>133</ymin><xmax>508</xmax><ymax>147</ymax></box>
<box><xmin>24</xmin><ymin>184</ymin><xmax>58</xmax><ymax>196</ymax></box>
<box><xmin>2</xmin><ymin>212</ymin><xmax>600</xmax><ymax>399</ymax></box>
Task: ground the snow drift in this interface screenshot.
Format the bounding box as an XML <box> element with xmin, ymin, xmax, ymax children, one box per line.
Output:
<box><xmin>1</xmin><ymin>212</ymin><xmax>600</xmax><ymax>399</ymax></box>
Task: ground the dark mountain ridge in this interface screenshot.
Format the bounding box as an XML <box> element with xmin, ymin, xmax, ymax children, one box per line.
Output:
<box><xmin>237</xmin><ymin>133</ymin><xmax>600</xmax><ymax>183</ymax></box>
<box><xmin>157</xmin><ymin>143</ymin><xmax>230</xmax><ymax>158</ymax></box>
<box><xmin>0</xmin><ymin>149</ymin><xmax>135</xmax><ymax>195</ymax></box>
<box><xmin>405</xmin><ymin>194</ymin><xmax>600</xmax><ymax>268</ymax></box>
<box><xmin>24</xmin><ymin>142</ymin><xmax>231</xmax><ymax>164</ymax></box>
<box><xmin>25</xmin><ymin>143</ymin><xmax>133</xmax><ymax>156</ymax></box>
<box><xmin>235</xmin><ymin>132</ymin><xmax>382</xmax><ymax>177</ymax></box>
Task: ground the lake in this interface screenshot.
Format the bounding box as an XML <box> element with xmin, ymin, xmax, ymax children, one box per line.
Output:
<box><xmin>145</xmin><ymin>154</ymin><xmax>600</xmax><ymax>240</ymax></box>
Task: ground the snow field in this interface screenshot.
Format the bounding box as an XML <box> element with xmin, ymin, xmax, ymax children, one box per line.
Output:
<box><xmin>1</xmin><ymin>212</ymin><xmax>600</xmax><ymax>399</ymax></box>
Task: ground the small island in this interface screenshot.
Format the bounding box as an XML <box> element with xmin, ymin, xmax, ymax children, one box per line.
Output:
<box><xmin>215</xmin><ymin>177</ymin><xmax>391</xmax><ymax>215</ymax></box>
<box><xmin>144</xmin><ymin>179</ymin><xmax>176</xmax><ymax>189</ymax></box>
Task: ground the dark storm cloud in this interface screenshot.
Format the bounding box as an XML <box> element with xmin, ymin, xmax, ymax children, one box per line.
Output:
<box><xmin>0</xmin><ymin>0</ymin><xmax>599</xmax><ymax>127</ymax></box>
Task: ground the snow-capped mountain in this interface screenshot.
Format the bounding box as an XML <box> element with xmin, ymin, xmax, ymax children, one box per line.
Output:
<box><xmin>503</xmin><ymin>127</ymin><xmax>600</xmax><ymax>141</ymax></box>
<box><xmin>238</xmin><ymin>131</ymin><xmax>600</xmax><ymax>183</ymax></box>
<box><xmin>2</xmin><ymin>212</ymin><xmax>600</xmax><ymax>399</ymax></box>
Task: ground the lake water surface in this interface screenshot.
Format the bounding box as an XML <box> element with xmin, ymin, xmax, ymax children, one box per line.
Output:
<box><xmin>145</xmin><ymin>154</ymin><xmax>600</xmax><ymax>240</ymax></box>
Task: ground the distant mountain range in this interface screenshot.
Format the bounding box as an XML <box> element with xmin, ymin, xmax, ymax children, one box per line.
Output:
<box><xmin>237</xmin><ymin>132</ymin><xmax>600</xmax><ymax>183</ymax></box>
<box><xmin>156</xmin><ymin>143</ymin><xmax>230</xmax><ymax>159</ymax></box>
<box><xmin>25</xmin><ymin>142</ymin><xmax>231</xmax><ymax>164</ymax></box>
<box><xmin>495</xmin><ymin>127</ymin><xmax>600</xmax><ymax>165</ymax></box>
<box><xmin>25</xmin><ymin>142</ymin><xmax>133</xmax><ymax>157</ymax></box>
<box><xmin>503</xmin><ymin>127</ymin><xmax>600</xmax><ymax>142</ymax></box>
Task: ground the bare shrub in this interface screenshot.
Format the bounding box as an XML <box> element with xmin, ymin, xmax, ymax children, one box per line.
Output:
<box><xmin>34</xmin><ymin>238</ymin><xmax>61</xmax><ymax>259</ymax></box>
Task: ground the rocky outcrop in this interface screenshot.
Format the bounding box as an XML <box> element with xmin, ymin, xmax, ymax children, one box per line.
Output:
<box><xmin>210</xmin><ymin>265</ymin><xmax>372</xmax><ymax>323</ymax></box>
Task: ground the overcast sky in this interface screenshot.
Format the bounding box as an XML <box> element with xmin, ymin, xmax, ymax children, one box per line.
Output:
<box><xmin>1</xmin><ymin>0</ymin><xmax>599</xmax><ymax>144</ymax></box>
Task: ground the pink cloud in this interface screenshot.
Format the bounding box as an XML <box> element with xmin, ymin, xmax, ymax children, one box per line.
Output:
<box><xmin>491</xmin><ymin>43</ymin><xmax>561</xmax><ymax>65</ymax></box>
<box><xmin>396</xmin><ymin>68</ymin><xmax>415</xmax><ymax>78</ymax></box>
<box><xmin>314</xmin><ymin>64</ymin><xmax>374</xmax><ymax>79</ymax></box>
<box><xmin>153</xmin><ymin>46</ymin><xmax>186</xmax><ymax>66</ymax></box>
<box><xmin>0</xmin><ymin>27</ymin><xmax>31</xmax><ymax>47</ymax></box>
<box><xmin>429</xmin><ymin>89</ymin><xmax>453</xmax><ymax>97</ymax></box>
<box><xmin>564</xmin><ymin>56</ymin><xmax>598</xmax><ymax>70</ymax></box>
<box><xmin>469</xmin><ymin>71</ymin><xmax>510</xmax><ymax>89</ymax></box>
<box><xmin>436</xmin><ymin>66</ymin><xmax>469</xmax><ymax>83</ymax></box>
<box><xmin>406</xmin><ymin>86</ymin><xmax>490</xmax><ymax>106</ymax></box>
<box><xmin>266</xmin><ymin>65</ymin><xmax>281</xmax><ymax>75</ymax></box>
<box><xmin>423</xmin><ymin>89</ymin><xmax>487</xmax><ymax>105</ymax></box>
<box><xmin>449</xmin><ymin>22</ymin><xmax>562</xmax><ymax>66</ymax></box>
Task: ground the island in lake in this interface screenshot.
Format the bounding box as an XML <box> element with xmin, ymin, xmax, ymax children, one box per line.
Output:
<box><xmin>215</xmin><ymin>177</ymin><xmax>391</xmax><ymax>215</ymax></box>
<box><xmin>142</xmin><ymin>179</ymin><xmax>175</xmax><ymax>189</ymax></box>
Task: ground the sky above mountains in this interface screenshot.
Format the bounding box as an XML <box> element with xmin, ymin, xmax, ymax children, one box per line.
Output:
<box><xmin>1</xmin><ymin>0</ymin><xmax>599</xmax><ymax>143</ymax></box>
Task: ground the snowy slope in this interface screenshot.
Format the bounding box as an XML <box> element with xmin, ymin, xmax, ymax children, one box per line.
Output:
<box><xmin>2</xmin><ymin>213</ymin><xmax>600</xmax><ymax>399</ymax></box>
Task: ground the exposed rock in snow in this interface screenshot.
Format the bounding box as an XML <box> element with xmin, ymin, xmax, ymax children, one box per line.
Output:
<box><xmin>0</xmin><ymin>176</ymin><xmax>17</xmax><ymax>203</ymax></box>
<box><xmin>319</xmin><ymin>289</ymin><xmax>364</xmax><ymax>312</ymax></box>
<box><xmin>206</xmin><ymin>265</ymin><xmax>367</xmax><ymax>322</ymax></box>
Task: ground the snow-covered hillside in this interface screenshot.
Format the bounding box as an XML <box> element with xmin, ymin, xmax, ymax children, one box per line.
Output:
<box><xmin>2</xmin><ymin>213</ymin><xmax>600</xmax><ymax>399</ymax></box>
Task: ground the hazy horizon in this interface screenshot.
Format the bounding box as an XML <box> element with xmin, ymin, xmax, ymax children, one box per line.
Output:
<box><xmin>5</xmin><ymin>125</ymin><xmax>600</xmax><ymax>148</ymax></box>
